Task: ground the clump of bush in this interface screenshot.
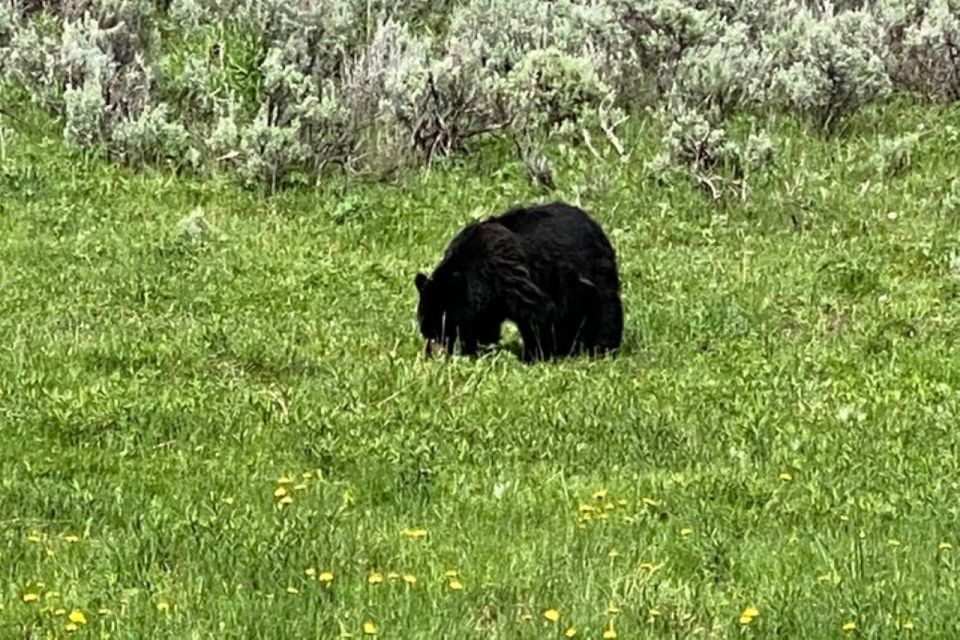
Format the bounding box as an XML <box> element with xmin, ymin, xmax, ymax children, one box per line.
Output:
<box><xmin>0</xmin><ymin>0</ymin><xmax>956</xmax><ymax>194</ymax></box>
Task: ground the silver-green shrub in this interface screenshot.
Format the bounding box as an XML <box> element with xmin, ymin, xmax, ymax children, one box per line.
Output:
<box><xmin>767</xmin><ymin>3</ymin><xmax>891</xmax><ymax>131</ymax></box>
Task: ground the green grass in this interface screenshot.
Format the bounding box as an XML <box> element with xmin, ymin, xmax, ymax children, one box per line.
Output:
<box><xmin>3</xmin><ymin>95</ymin><xmax>960</xmax><ymax>638</ymax></box>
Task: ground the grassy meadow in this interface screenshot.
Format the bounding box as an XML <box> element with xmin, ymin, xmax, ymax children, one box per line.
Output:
<box><xmin>3</xmin><ymin>94</ymin><xmax>960</xmax><ymax>638</ymax></box>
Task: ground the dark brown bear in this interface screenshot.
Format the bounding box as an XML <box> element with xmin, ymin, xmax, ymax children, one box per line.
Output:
<box><xmin>414</xmin><ymin>201</ymin><xmax>623</xmax><ymax>362</ymax></box>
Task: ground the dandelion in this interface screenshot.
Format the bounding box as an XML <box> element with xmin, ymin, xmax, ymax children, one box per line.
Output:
<box><xmin>44</xmin><ymin>591</ymin><xmax>60</xmax><ymax>600</ymax></box>
<box><xmin>387</xmin><ymin>572</ymin><xmax>400</xmax><ymax>580</ymax></box>
<box><xmin>222</xmin><ymin>496</ymin><xmax>235</xmax><ymax>505</ymax></box>
<box><xmin>608</xmin><ymin>549</ymin><xmax>620</xmax><ymax>559</ymax></box>
<box><xmin>65</xmin><ymin>623</ymin><xmax>78</xmax><ymax>632</ymax></box>
<box><xmin>362</xmin><ymin>620</ymin><xmax>377</xmax><ymax>635</ymax></box>
<box><xmin>739</xmin><ymin>606</ymin><xmax>759</xmax><ymax>625</ymax></box>
<box><xmin>603</xmin><ymin>622</ymin><xmax>618</xmax><ymax>639</ymax></box>
<box><xmin>778</xmin><ymin>472</ymin><xmax>793</xmax><ymax>481</ymax></box>
<box><xmin>293</xmin><ymin>484</ymin><xmax>308</xmax><ymax>491</ymax></box>
<box><xmin>402</xmin><ymin>574</ymin><xmax>417</xmax><ymax>585</ymax></box>
<box><xmin>939</xmin><ymin>542</ymin><xmax>953</xmax><ymax>551</ymax></box>
<box><xmin>286</xmin><ymin>586</ymin><xmax>299</xmax><ymax>595</ymax></box>
<box><xmin>368</xmin><ymin>572</ymin><xmax>383</xmax><ymax>585</ymax></box>
<box><xmin>606</xmin><ymin>603</ymin><xmax>621</xmax><ymax>614</ymax></box>
<box><xmin>544</xmin><ymin>609</ymin><xmax>560</xmax><ymax>622</ymax></box>
<box><xmin>592</xmin><ymin>489</ymin><xmax>608</xmax><ymax>500</ymax></box>
<box><xmin>578</xmin><ymin>504</ymin><xmax>597</xmax><ymax>514</ymax></box>
<box><xmin>448</xmin><ymin>579</ymin><xmax>464</xmax><ymax>591</ymax></box>
<box><xmin>273</xmin><ymin>486</ymin><xmax>288</xmax><ymax>498</ymax></box>
<box><xmin>279</xmin><ymin>496</ymin><xmax>294</xmax><ymax>506</ymax></box>
<box><xmin>22</xmin><ymin>593</ymin><xmax>39</xmax><ymax>603</ymax></box>
<box><xmin>319</xmin><ymin>572</ymin><xmax>334</xmax><ymax>583</ymax></box>
<box><xmin>565</xmin><ymin>626</ymin><xmax>577</xmax><ymax>637</ymax></box>
<box><xmin>680</xmin><ymin>527</ymin><xmax>693</xmax><ymax>536</ymax></box>
<box><xmin>305</xmin><ymin>568</ymin><xmax>317</xmax><ymax>578</ymax></box>
<box><xmin>156</xmin><ymin>601</ymin><xmax>170</xmax><ymax>613</ymax></box>
<box><xmin>444</xmin><ymin>569</ymin><xmax>459</xmax><ymax>578</ymax></box>
<box><xmin>62</xmin><ymin>534</ymin><xmax>80</xmax><ymax>543</ymax></box>
<box><xmin>402</xmin><ymin>528</ymin><xmax>428</xmax><ymax>540</ymax></box>
<box><xmin>842</xmin><ymin>621</ymin><xmax>856</xmax><ymax>631</ymax></box>
<box><xmin>54</xmin><ymin>608</ymin><xmax>67</xmax><ymax>616</ymax></box>
<box><xmin>277</xmin><ymin>476</ymin><xmax>293</xmax><ymax>485</ymax></box>
<box><xmin>301</xmin><ymin>471</ymin><xmax>314</xmax><ymax>480</ymax></box>
<box><xmin>68</xmin><ymin>610</ymin><xmax>87</xmax><ymax>625</ymax></box>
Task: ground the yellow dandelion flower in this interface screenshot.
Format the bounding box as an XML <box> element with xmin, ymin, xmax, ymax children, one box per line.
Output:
<box><xmin>842</xmin><ymin>621</ymin><xmax>856</xmax><ymax>631</ymax></box>
<box><xmin>606</xmin><ymin>603</ymin><xmax>621</xmax><ymax>614</ymax></box>
<box><xmin>362</xmin><ymin>620</ymin><xmax>377</xmax><ymax>635</ymax></box>
<box><xmin>902</xmin><ymin>618</ymin><xmax>914</xmax><ymax>630</ymax></box>
<box><xmin>578</xmin><ymin>503</ymin><xmax>597</xmax><ymax>514</ymax></box>
<box><xmin>608</xmin><ymin>549</ymin><xmax>620</xmax><ymax>558</ymax></box>
<box><xmin>544</xmin><ymin>609</ymin><xmax>560</xmax><ymax>622</ymax></box>
<box><xmin>367</xmin><ymin>572</ymin><xmax>383</xmax><ymax>585</ymax></box>
<box><xmin>448</xmin><ymin>579</ymin><xmax>464</xmax><ymax>591</ymax></box>
<box><xmin>402</xmin><ymin>574</ymin><xmax>417</xmax><ymax>585</ymax></box>
<box><xmin>22</xmin><ymin>593</ymin><xmax>39</xmax><ymax>603</ymax></box>
<box><xmin>156</xmin><ymin>601</ymin><xmax>170</xmax><ymax>613</ymax></box>
<box><xmin>839</xmin><ymin>514</ymin><xmax>849</xmax><ymax>521</ymax></box>
<box><xmin>279</xmin><ymin>495</ymin><xmax>294</xmax><ymax>506</ymax></box>
<box><xmin>277</xmin><ymin>476</ymin><xmax>293</xmax><ymax>485</ymax></box>
<box><xmin>305</xmin><ymin>568</ymin><xmax>317</xmax><ymax>577</ymax></box>
<box><xmin>565</xmin><ymin>626</ymin><xmax>577</xmax><ymax>637</ymax></box>
<box><xmin>44</xmin><ymin>591</ymin><xmax>60</xmax><ymax>600</ymax></box>
<box><xmin>286</xmin><ymin>586</ymin><xmax>299</xmax><ymax>595</ymax></box>
<box><xmin>592</xmin><ymin>489</ymin><xmax>608</xmax><ymax>500</ymax></box>
<box><xmin>402</xmin><ymin>528</ymin><xmax>428</xmax><ymax>539</ymax></box>
<box><xmin>68</xmin><ymin>610</ymin><xmax>86</xmax><ymax>625</ymax></box>
<box><xmin>222</xmin><ymin>496</ymin><xmax>235</xmax><ymax>505</ymax></box>
<box><xmin>741</xmin><ymin>606</ymin><xmax>759</xmax><ymax>619</ymax></box>
<box><xmin>293</xmin><ymin>484</ymin><xmax>308</xmax><ymax>491</ymax></box>
<box><xmin>65</xmin><ymin>623</ymin><xmax>78</xmax><ymax>632</ymax></box>
<box><xmin>301</xmin><ymin>471</ymin><xmax>314</xmax><ymax>480</ymax></box>
<box><xmin>318</xmin><ymin>572</ymin><xmax>334</xmax><ymax>583</ymax></box>
<box><xmin>680</xmin><ymin>527</ymin><xmax>693</xmax><ymax>536</ymax></box>
<box><xmin>444</xmin><ymin>569</ymin><xmax>459</xmax><ymax>578</ymax></box>
<box><xmin>603</xmin><ymin>622</ymin><xmax>618</xmax><ymax>639</ymax></box>
<box><xmin>387</xmin><ymin>572</ymin><xmax>400</xmax><ymax>580</ymax></box>
<box><xmin>939</xmin><ymin>542</ymin><xmax>953</xmax><ymax>551</ymax></box>
<box><xmin>641</xmin><ymin>497</ymin><xmax>658</xmax><ymax>507</ymax></box>
<box><xmin>62</xmin><ymin>534</ymin><xmax>80</xmax><ymax>543</ymax></box>
<box><xmin>273</xmin><ymin>486</ymin><xmax>288</xmax><ymax>498</ymax></box>
<box><xmin>778</xmin><ymin>472</ymin><xmax>792</xmax><ymax>481</ymax></box>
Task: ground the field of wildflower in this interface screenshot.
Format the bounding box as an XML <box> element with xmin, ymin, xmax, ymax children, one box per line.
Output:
<box><xmin>4</xmin><ymin>0</ymin><xmax>960</xmax><ymax>637</ymax></box>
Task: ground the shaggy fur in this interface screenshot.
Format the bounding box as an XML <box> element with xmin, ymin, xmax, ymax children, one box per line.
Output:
<box><xmin>414</xmin><ymin>201</ymin><xmax>623</xmax><ymax>361</ymax></box>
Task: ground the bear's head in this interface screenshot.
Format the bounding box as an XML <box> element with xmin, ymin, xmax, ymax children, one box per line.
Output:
<box><xmin>414</xmin><ymin>269</ymin><xmax>476</xmax><ymax>357</ymax></box>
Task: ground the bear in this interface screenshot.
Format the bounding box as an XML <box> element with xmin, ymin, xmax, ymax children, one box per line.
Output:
<box><xmin>413</xmin><ymin>200</ymin><xmax>623</xmax><ymax>362</ymax></box>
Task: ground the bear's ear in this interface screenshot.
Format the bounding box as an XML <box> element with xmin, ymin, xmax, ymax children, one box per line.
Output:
<box><xmin>414</xmin><ymin>273</ymin><xmax>428</xmax><ymax>293</ymax></box>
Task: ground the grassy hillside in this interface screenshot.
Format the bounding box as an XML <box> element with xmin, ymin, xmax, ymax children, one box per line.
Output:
<box><xmin>3</xmin><ymin>95</ymin><xmax>960</xmax><ymax>638</ymax></box>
